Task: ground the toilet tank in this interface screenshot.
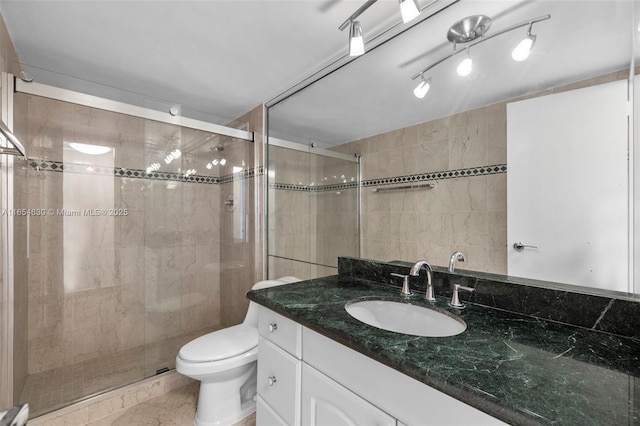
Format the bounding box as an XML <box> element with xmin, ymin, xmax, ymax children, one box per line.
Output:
<box><xmin>243</xmin><ymin>277</ymin><xmax>300</xmax><ymax>327</ymax></box>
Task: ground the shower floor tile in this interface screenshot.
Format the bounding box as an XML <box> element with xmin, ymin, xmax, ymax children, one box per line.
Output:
<box><xmin>20</xmin><ymin>326</ymin><xmax>218</xmax><ymax>419</ymax></box>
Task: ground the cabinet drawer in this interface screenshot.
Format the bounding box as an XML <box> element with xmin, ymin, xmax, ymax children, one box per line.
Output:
<box><xmin>258</xmin><ymin>306</ymin><xmax>302</xmax><ymax>357</ymax></box>
<box><xmin>302</xmin><ymin>363</ymin><xmax>396</xmax><ymax>426</ymax></box>
<box><xmin>257</xmin><ymin>337</ymin><xmax>301</xmax><ymax>425</ymax></box>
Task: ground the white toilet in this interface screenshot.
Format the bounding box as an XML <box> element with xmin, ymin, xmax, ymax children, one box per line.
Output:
<box><xmin>176</xmin><ymin>277</ymin><xmax>300</xmax><ymax>426</ymax></box>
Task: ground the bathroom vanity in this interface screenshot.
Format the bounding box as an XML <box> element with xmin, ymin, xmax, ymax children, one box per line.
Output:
<box><xmin>255</xmin><ymin>304</ymin><xmax>505</xmax><ymax>425</ymax></box>
<box><xmin>247</xmin><ymin>262</ymin><xmax>640</xmax><ymax>426</ymax></box>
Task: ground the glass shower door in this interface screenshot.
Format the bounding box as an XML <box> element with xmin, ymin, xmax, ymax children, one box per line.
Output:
<box><xmin>13</xmin><ymin>86</ymin><xmax>254</xmax><ymax>418</ymax></box>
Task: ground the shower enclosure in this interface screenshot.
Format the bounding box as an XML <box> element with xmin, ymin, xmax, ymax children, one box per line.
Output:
<box><xmin>0</xmin><ymin>76</ymin><xmax>261</xmax><ymax>418</ymax></box>
<box><xmin>266</xmin><ymin>138</ymin><xmax>360</xmax><ymax>280</ymax></box>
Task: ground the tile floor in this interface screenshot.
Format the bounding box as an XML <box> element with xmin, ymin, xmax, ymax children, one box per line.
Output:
<box><xmin>20</xmin><ymin>326</ymin><xmax>218</xmax><ymax>418</ymax></box>
<box><xmin>86</xmin><ymin>382</ymin><xmax>256</xmax><ymax>426</ymax></box>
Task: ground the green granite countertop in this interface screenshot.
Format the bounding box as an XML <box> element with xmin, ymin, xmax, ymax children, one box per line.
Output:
<box><xmin>246</xmin><ymin>275</ymin><xmax>640</xmax><ymax>426</ymax></box>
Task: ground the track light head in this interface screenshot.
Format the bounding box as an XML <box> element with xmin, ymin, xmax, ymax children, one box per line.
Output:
<box><xmin>457</xmin><ymin>50</ymin><xmax>473</xmax><ymax>76</ymax></box>
<box><xmin>349</xmin><ymin>20</ymin><xmax>365</xmax><ymax>56</ymax></box>
<box><xmin>400</xmin><ymin>0</ymin><xmax>420</xmax><ymax>24</ymax></box>
<box><xmin>512</xmin><ymin>32</ymin><xmax>536</xmax><ymax>61</ymax></box>
<box><xmin>413</xmin><ymin>76</ymin><xmax>431</xmax><ymax>98</ymax></box>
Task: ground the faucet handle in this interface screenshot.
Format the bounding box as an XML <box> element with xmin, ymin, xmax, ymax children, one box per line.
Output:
<box><xmin>391</xmin><ymin>273</ymin><xmax>411</xmax><ymax>296</ymax></box>
<box><xmin>449</xmin><ymin>284</ymin><xmax>474</xmax><ymax>309</ymax></box>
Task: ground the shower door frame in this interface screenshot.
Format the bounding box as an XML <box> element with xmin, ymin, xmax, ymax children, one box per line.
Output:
<box><xmin>14</xmin><ymin>80</ymin><xmax>254</xmax><ymax>141</ymax></box>
<box><xmin>0</xmin><ymin>72</ymin><xmax>16</xmax><ymax>408</ymax></box>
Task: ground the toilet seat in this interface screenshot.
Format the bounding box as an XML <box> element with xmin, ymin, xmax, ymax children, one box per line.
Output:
<box><xmin>178</xmin><ymin>324</ymin><xmax>258</xmax><ymax>362</ymax></box>
<box><xmin>176</xmin><ymin>324</ymin><xmax>259</xmax><ymax>377</ymax></box>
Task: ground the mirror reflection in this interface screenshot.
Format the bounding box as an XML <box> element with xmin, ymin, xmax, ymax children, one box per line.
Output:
<box><xmin>267</xmin><ymin>0</ymin><xmax>639</xmax><ymax>296</ymax></box>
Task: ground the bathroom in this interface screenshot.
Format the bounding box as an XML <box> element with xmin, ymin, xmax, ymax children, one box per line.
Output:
<box><xmin>0</xmin><ymin>0</ymin><xmax>639</xmax><ymax>425</ymax></box>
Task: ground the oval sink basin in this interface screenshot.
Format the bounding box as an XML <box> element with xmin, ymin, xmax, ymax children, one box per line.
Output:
<box><xmin>345</xmin><ymin>299</ymin><xmax>466</xmax><ymax>337</ymax></box>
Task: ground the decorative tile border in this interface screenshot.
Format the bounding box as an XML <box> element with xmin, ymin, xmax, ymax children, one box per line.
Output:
<box><xmin>361</xmin><ymin>164</ymin><xmax>507</xmax><ymax>188</ymax></box>
<box><xmin>23</xmin><ymin>158</ymin><xmax>262</xmax><ymax>185</ymax></box>
<box><xmin>271</xmin><ymin>164</ymin><xmax>507</xmax><ymax>192</ymax></box>
<box><xmin>27</xmin><ymin>158</ymin><xmax>505</xmax><ymax>190</ymax></box>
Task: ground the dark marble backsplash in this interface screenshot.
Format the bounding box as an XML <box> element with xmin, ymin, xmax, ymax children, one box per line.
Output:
<box><xmin>338</xmin><ymin>256</ymin><xmax>640</xmax><ymax>340</ymax></box>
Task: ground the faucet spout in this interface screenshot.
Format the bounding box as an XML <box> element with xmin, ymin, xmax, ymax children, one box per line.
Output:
<box><xmin>449</xmin><ymin>251</ymin><xmax>465</xmax><ymax>273</ymax></box>
<box><xmin>409</xmin><ymin>260</ymin><xmax>435</xmax><ymax>302</ymax></box>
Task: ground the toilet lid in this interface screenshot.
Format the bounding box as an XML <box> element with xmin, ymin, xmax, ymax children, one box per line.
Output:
<box><xmin>178</xmin><ymin>324</ymin><xmax>258</xmax><ymax>362</ymax></box>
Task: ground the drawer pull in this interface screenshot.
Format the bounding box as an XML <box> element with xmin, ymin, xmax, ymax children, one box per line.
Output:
<box><xmin>267</xmin><ymin>376</ymin><xmax>277</xmax><ymax>386</ymax></box>
<box><xmin>269</xmin><ymin>323</ymin><xmax>278</xmax><ymax>333</ymax></box>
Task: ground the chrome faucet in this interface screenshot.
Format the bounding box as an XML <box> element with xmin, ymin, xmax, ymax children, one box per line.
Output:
<box><xmin>409</xmin><ymin>260</ymin><xmax>435</xmax><ymax>302</ymax></box>
<box><xmin>449</xmin><ymin>251</ymin><xmax>465</xmax><ymax>273</ymax></box>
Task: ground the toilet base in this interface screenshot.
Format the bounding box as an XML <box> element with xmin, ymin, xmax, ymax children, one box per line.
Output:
<box><xmin>193</xmin><ymin>363</ymin><xmax>257</xmax><ymax>426</ymax></box>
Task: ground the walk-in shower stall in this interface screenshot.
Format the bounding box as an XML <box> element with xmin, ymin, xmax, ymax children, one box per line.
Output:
<box><xmin>0</xmin><ymin>75</ymin><xmax>260</xmax><ymax>418</ymax></box>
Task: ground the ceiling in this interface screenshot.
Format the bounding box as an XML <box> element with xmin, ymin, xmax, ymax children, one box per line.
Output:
<box><xmin>0</xmin><ymin>0</ymin><xmax>399</xmax><ymax>123</ymax></box>
<box><xmin>0</xmin><ymin>1</ymin><xmax>637</xmax><ymax>148</ymax></box>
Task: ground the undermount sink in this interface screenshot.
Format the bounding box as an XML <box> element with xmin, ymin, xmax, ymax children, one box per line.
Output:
<box><xmin>345</xmin><ymin>298</ymin><xmax>467</xmax><ymax>337</ymax></box>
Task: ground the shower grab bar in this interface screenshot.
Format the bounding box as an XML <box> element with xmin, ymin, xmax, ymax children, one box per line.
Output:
<box><xmin>374</xmin><ymin>182</ymin><xmax>435</xmax><ymax>193</ymax></box>
<box><xmin>0</xmin><ymin>120</ymin><xmax>26</xmax><ymax>157</ymax></box>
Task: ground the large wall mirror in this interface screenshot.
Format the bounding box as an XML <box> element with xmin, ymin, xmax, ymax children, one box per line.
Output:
<box><xmin>267</xmin><ymin>0</ymin><xmax>639</xmax><ymax>297</ymax></box>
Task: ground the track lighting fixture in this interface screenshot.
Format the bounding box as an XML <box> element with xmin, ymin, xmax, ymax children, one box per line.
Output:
<box><xmin>349</xmin><ymin>20</ymin><xmax>365</xmax><ymax>56</ymax></box>
<box><xmin>400</xmin><ymin>0</ymin><xmax>420</xmax><ymax>24</ymax></box>
<box><xmin>413</xmin><ymin>76</ymin><xmax>431</xmax><ymax>98</ymax></box>
<box><xmin>410</xmin><ymin>14</ymin><xmax>550</xmax><ymax>99</ymax></box>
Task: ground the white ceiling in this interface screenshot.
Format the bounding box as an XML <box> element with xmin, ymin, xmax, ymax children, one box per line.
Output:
<box><xmin>0</xmin><ymin>0</ymin><xmax>397</xmax><ymax>123</ymax></box>
<box><xmin>0</xmin><ymin>0</ymin><xmax>637</xmax><ymax>148</ymax></box>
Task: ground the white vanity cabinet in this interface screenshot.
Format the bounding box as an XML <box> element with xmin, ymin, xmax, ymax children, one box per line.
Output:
<box><xmin>256</xmin><ymin>306</ymin><xmax>507</xmax><ymax>426</ymax></box>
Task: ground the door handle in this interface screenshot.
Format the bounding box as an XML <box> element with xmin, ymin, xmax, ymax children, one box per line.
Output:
<box><xmin>513</xmin><ymin>242</ymin><xmax>538</xmax><ymax>252</ymax></box>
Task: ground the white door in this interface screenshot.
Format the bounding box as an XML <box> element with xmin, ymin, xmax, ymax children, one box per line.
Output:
<box><xmin>507</xmin><ymin>79</ymin><xmax>629</xmax><ymax>291</ymax></box>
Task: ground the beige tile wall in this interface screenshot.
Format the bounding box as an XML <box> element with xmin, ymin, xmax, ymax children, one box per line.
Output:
<box><xmin>12</xmin><ymin>83</ymin><xmax>29</xmax><ymax>403</ymax></box>
<box><xmin>330</xmin><ymin>103</ymin><xmax>507</xmax><ymax>273</ymax></box>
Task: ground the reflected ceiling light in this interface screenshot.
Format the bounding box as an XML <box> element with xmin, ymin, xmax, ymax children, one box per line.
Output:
<box><xmin>69</xmin><ymin>142</ymin><xmax>111</xmax><ymax>155</ymax></box>
<box><xmin>164</xmin><ymin>149</ymin><xmax>181</xmax><ymax>164</ymax></box>
<box><xmin>410</xmin><ymin>14</ymin><xmax>550</xmax><ymax>98</ymax></box>
<box><xmin>349</xmin><ymin>21</ymin><xmax>365</xmax><ymax>56</ymax></box>
<box><xmin>400</xmin><ymin>0</ymin><xmax>420</xmax><ymax>24</ymax></box>
<box><xmin>145</xmin><ymin>162</ymin><xmax>161</xmax><ymax>174</ymax></box>
<box><xmin>512</xmin><ymin>28</ymin><xmax>536</xmax><ymax>61</ymax></box>
<box><xmin>220</xmin><ymin>158</ymin><xmax>227</xmax><ymax>166</ymax></box>
<box><xmin>413</xmin><ymin>76</ymin><xmax>431</xmax><ymax>98</ymax></box>
<box><xmin>456</xmin><ymin>50</ymin><xmax>473</xmax><ymax>76</ymax></box>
